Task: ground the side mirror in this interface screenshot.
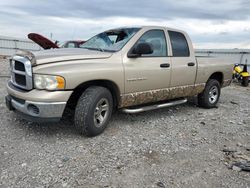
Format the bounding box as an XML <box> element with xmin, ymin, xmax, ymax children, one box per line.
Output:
<box><xmin>128</xmin><ymin>42</ymin><xmax>153</xmax><ymax>58</ymax></box>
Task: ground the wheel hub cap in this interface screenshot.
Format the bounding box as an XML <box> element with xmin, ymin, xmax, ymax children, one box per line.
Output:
<box><xmin>208</xmin><ymin>86</ymin><xmax>218</xmax><ymax>104</ymax></box>
<box><xmin>94</xmin><ymin>98</ymin><xmax>109</xmax><ymax>127</ymax></box>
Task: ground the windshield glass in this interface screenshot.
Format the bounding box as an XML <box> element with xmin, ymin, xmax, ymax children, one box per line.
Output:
<box><xmin>80</xmin><ymin>28</ymin><xmax>140</xmax><ymax>52</ymax></box>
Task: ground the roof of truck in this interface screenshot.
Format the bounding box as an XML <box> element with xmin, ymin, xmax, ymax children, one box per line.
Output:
<box><xmin>106</xmin><ymin>26</ymin><xmax>186</xmax><ymax>34</ymax></box>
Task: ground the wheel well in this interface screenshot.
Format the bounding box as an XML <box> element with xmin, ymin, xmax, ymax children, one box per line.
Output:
<box><xmin>66</xmin><ymin>80</ymin><xmax>120</xmax><ymax>110</ymax></box>
<box><xmin>209</xmin><ymin>72</ymin><xmax>223</xmax><ymax>85</ymax></box>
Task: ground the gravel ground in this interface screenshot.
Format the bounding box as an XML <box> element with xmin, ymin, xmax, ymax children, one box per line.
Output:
<box><xmin>0</xmin><ymin>59</ymin><xmax>249</xmax><ymax>188</ymax></box>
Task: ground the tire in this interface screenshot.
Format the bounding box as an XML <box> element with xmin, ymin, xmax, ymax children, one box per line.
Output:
<box><xmin>241</xmin><ymin>77</ymin><xmax>249</xmax><ymax>87</ymax></box>
<box><xmin>74</xmin><ymin>86</ymin><xmax>113</xmax><ymax>137</ymax></box>
<box><xmin>198</xmin><ymin>79</ymin><xmax>221</xmax><ymax>108</ymax></box>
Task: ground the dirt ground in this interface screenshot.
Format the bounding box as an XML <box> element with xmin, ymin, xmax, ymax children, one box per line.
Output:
<box><xmin>0</xmin><ymin>59</ymin><xmax>249</xmax><ymax>188</ymax></box>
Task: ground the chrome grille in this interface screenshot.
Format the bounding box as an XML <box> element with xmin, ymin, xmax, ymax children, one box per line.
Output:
<box><xmin>14</xmin><ymin>61</ymin><xmax>25</xmax><ymax>71</ymax></box>
<box><xmin>10</xmin><ymin>56</ymin><xmax>33</xmax><ymax>90</ymax></box>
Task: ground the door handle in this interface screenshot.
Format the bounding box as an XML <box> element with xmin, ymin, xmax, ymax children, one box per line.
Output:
<box><xmin>187</xmin><ymin>62</ymin><xmax>195</xmax><ymax>66</ymax></box>
<box><xmin>160</xmin><ymin>63</ymin><xmax>170</xmax><ymax>68</ymax></box>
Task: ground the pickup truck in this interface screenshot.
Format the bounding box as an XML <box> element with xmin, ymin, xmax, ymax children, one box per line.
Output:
<box><xmin>5</xmin><ymin>26</ymin><xmax>234</xmax><ymax>136</ymax></box>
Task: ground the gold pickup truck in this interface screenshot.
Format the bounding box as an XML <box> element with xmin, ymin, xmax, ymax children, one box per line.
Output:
<box><xmin>5</xmin><ymin>26</ymin><xmax>235</xmax><ymax>136</ymax></box>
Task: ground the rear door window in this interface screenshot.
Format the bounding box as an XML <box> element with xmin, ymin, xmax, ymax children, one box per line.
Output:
<box><xmin>168</xmin><ymin>31</ymin><xmax>190</xmax><ymax>57</ymax></box>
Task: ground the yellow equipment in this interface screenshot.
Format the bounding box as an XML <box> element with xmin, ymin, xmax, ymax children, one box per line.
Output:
<box><xmin>233</xmin><ymin>60</ymin><xmax>249</xmax><ymax>87</ymax></box>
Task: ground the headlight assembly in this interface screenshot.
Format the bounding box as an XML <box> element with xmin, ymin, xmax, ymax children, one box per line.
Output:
<box><xmin>34</xmin><ymin>74</ymin><xmax>65</xmax><ymax>90</ymax></box>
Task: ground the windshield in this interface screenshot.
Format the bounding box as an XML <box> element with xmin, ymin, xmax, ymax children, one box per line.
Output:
<box><xmin>80</xmin><ymin>28</ymin><xmax>140</xmax><ymax>52</ymax></box>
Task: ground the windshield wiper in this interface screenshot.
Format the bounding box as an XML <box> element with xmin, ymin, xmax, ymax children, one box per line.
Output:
<box><xmin>95</xmin><ymin>47</ymin><xmax>104</xmax><ymax>52</ymax></box>
<box><xmin>82</xmin><ymin>47</ymin><xmax>104</xmax><ymax>52</ymax></box>
<box><xmin>81</xmin><ymin>47</ymin><xmax>116</xmax><ymax>52</ymax></box>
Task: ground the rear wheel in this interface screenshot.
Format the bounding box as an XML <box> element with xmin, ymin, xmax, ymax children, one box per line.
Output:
<box><xmin>241</xmin><ymin>77</ymin><xmax>249</xmax><ymax>87</ymax></box>
<box><xmin>74</xmin><ymin>86</ymin><xmax>113</xmax><ymax>137</ymax></box>
<box><xmin>198</xmin><ymin>79</ymin><xmax>221</xmax><ymax>108</ymax></box>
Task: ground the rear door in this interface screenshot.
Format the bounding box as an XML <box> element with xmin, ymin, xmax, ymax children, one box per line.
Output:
<box><xmin>168</xmin><ymin>31</ymin><xmax>196</xmax><ymax>87</ymax></box>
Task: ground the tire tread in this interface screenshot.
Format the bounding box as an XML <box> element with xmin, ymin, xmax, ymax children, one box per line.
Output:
<box><xmin>74</xmin><ymin>86</ymin><xmax>112</xmax><ymax>136</ymax></box>
<box><xmin>198</xmin><ymin>79</ymin><xmax>221</xmax><ymax>108</ymax></box>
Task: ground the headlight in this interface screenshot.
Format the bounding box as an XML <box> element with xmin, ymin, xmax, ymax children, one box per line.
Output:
<box><xmin>34</xmin><ymin>74</ymin><xmax>65</xmax><ymax>90</ymax></box>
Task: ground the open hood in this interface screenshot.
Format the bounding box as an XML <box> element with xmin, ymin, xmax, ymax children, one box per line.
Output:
<box><xmin>28</xmin><ymin>33</ymin><xmax>59</xmax><ymax>50</ymax></box>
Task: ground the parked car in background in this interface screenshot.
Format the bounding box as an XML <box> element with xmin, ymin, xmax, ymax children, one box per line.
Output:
<box><xmin>28</xmin><ymin>33</ymin><xmax>85</xmax><ymax>49</ymax></box>
<box><xmin>60</xmin><ymin>40</ymin><xmax>85</xmax><ymax>48</ymax></box>
<box><xmin>28</xmin><ymin>33</ymin><xmax>59</xmax><ymax>50</ymax></box>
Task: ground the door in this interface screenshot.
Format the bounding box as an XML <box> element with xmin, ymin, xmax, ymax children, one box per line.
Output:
<box><xmin>168</xmin><ymin>30</ymin><xmax>196</xmax><ymax>87</ymax></box>
<box><xmin>123</xmin><ymin>29</ymin><xmax>171</xmax><ymax>94</ymax></box>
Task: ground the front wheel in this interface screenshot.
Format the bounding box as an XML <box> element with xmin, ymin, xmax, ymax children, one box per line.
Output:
<box><xmin>198</xmin><ymin>79</ymin><xmax>221</xmax><ymax>108</ymax></box>
<box><xmin>74</xmin><ymin>86</ymin><xmax>113</xmax><ymax>137</ymax></box>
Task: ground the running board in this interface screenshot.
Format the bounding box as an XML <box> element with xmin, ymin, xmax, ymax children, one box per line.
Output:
<box><xmin>121</xmin><ymin>98</ymin><xmax>187</xmax><ymax>114</ymax></box>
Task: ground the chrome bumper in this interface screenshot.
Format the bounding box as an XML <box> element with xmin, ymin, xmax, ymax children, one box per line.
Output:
<box><xmin>5</xmin><ymin>81</ymin><xmax>73</xmax><ymax>122</ymax></box>
<box><xmin>6</xmin><ymin>95</ymin><xmax>66</xmax><ymax>122</ymax></box>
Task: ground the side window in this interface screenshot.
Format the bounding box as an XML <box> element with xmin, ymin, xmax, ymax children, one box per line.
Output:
<box><xmin>168</xmin><ymin>31</ymin><xmax>190</xmax><ymax>57</ymax></box>
<box><xmin>135</xmin><ymin>30</ymin><xmax>167</xmax><ymax>57</ymax></box>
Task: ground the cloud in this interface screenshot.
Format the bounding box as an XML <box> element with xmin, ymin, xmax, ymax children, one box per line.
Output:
<box><xmin>3</xmin><ymin>0</ymin><xmax>250</xmax><ymax>20</ymax></box>
<box><xmin>0</xmin><ymin>0</ymin><xmax>249</xmax><ymax>48</ymax></box>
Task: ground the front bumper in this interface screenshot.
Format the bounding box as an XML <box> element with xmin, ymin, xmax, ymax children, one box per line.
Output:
<box><xmin>5</xmin><ymin>95</ymin><xmax>67</xmax><ymax>122</ymax></box>
<box><xmin>6</xmin><ymin>81</ymin><xmax>73</xmax><ymax>122</ymax></box>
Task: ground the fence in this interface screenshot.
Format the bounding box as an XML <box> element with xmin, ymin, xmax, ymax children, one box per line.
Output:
<box><xmin>195</xmin><ymin>49</ymin><xmax>250</xmax><ymax>65</ymax></box>
<box><xmin>0</xmin><ymin>36</ymin><xmax>41</xmax><ymax>57</ymax></box>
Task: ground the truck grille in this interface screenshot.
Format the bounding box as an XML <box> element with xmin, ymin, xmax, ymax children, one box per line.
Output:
<box><xmin>10</xmin><ymin>56</ymin><xmax>33</xmax><ymax>90</ymax></box>
<box><xmin>15</xmin><ymin>74</ymin><xmax>26</xmax><ymax>86</ymax></box>
<box><xmin>14</xmin><ymin>61</ymin><xmax>25</xmax><ymax>71</ymax></box>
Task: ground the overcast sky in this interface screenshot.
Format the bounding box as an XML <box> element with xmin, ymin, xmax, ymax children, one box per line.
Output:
<box><xmin>0</xmin><ymin>0</ymin><xmax>250</xmax><ymax>49</ymax></box>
